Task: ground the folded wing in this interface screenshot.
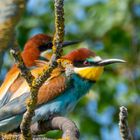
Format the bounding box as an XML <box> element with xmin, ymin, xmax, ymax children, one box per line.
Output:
<box><xmin>0</xmin><ymin>66</ymin><xmax>67</xmax><ymax>122</ymax></box>
<box><xmin>0</xmin><ymin>65</ymin><xmax>22</xmax><ymax>107</ymax></box>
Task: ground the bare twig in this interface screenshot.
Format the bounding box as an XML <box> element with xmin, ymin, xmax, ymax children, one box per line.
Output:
<box><xmin>31</xmin><ymin>116</ymin><xmax>80</xmax><ymax>140</ymax></box>
<box><xmin>119</xmin><ymin>106</ymin><xmax>133</xmax><ymax>140</ymax></box>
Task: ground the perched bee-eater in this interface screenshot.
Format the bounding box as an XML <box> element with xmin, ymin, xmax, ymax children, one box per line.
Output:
<box><xmin>0</xmin><ymin>33</ymin><xmax>79</xmax><ymax>108</ymax></box>
<box><xmin>0</xmin><ymin>48</ymin><xmax>125</xmax><ymax>132</ymax></box>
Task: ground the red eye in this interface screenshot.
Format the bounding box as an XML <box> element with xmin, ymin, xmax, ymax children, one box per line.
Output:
<box><xmin>83</xmin><ymin>60</ymin><xmax>89</xmax><ymax>65</ymax></box>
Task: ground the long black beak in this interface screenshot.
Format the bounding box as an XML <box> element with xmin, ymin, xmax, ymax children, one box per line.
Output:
<box><xmin>39</xmin><ymin>41</ymin><xmax>80</xmax><ymax>52</ymax></box>
<box><xmin>62</xmin><ymin>40</ymin><xmax>81</xmax><ymax>47</ymax></box>
<box><xmin>93</xmin><ymin>59</ymin><xmax>126</xmax><ymax>66</ymax></box>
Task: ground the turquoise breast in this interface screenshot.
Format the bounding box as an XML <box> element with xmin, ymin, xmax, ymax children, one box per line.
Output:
<box><xmin>0</xmin><ymin>74</ymin><xmax>94</xmax><ymax>132</ymax></box>
<box><xmin>33</xmin><ymin>74</ymin><xmax>93</xmax><ymax>122</ymax></box>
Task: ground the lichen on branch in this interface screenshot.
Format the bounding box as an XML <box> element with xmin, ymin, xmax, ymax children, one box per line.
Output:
<box><xmin>17</xmin><ymin>0</ymin><xmax>66</xmax><ymax>139</ymax></box>
<box><xmin>11</xmin><ymin>44</ymin><xmax>34</xmax><ymax>86</ymax></box>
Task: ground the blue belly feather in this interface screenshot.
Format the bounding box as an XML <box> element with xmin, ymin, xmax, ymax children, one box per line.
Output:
<box><xmin>33</xmin><ymin>74</ymin><xmax>93</xmax><ymax>123</ymax></box>
<box><xmin>0</xmin><ymin>74</ymin><xmax>93</xmax><ymax>132</ymax></box>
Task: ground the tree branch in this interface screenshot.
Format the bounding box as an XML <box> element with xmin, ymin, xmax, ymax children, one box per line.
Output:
<box><xmin>17</xmin><ymin>0</ymin><xmax>65</xmax><ymax>139</ymax></box>
<box><xmin>10</xmin><ymin>45</ymin><xmax>34</xmax><ymax>86</ymax></box>
<box><xmin>31</xmin><ymin>116</ymin><xmax>80</xmax><ymax>140</ymax></box>
<box><xmin>119</xmin><ymin>106</ymin><xmax>133</xmax><ymax>140</ymax></box>
<box><xmin>1</xmin><ymin>116</ymin><xmax>79</xmax><ymax>140</ymax></box>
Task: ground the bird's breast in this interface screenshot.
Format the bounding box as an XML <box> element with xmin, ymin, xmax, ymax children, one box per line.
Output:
<box><xmin>33</xmin><ymin>74</ymin><xmax>93</xmax><ymax>122</ymax></box>
<box><xmin>74</xmin><ymin>66</ymin><xmax>104</xmax><ymax>81</ymax></box>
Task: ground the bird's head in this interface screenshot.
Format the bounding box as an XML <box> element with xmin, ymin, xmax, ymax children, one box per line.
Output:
<box><xmin>62</xmin><ymin>48</ymin><xmax>125</xmax><ymax>81</ymax></box>
<box><xmin>21</xmin><ymin>34</ymin><xmax>79</xmax><ymax>67</ymax></box>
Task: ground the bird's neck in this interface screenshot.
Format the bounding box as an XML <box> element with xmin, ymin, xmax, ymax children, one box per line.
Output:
<box><xmin>71</xmin><ymin>74</ymin><xmax>94</xmax><ymax>100</ymax></box>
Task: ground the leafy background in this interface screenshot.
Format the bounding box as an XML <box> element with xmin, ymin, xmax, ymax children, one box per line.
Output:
<box><xmin>1</xmin><ymin>0</ymin><xmax>140</xmax><ymax>139</ymax></box>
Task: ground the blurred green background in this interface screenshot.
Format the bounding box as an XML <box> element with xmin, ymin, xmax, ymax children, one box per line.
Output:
<box><xmin>1</xmin><ymin>0</ymin><xmax>140</xmax><ymax>139</ymax></box>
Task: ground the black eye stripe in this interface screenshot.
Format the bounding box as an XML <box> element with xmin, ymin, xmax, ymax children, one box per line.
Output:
<box><xmin>38</xmin><ymin>41</ymin><xmax>53</xmax><ymax>52</ymax></box>
<box><xmin>73</xmin><ymin>60</ymin><xmax>91</xmax><ymax>67</ymax></box>
<box><xmin>74</xmin><ymin>60</ymin><xmax>84</xmax><ymax>64</ymax></box>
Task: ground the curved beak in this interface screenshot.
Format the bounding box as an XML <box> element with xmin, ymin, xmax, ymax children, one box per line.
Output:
<box><xmin>94</xmin><ymin>58</ymin><xmax>126</xmax><ymax>66</ymax></box>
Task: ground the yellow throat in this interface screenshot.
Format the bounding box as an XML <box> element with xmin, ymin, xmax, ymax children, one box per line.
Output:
<box><xmin>74</xmin><ymin>66</ymin><xmax>104</xmax><ymax>81</ymax></box>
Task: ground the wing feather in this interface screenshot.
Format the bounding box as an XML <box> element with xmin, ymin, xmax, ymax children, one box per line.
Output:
<box><xmin>0</xmin><ymin>69</ymin><xmax>67</xmax><ymax>121</ymax></box>
<box><xmin>0</xmin><ymin>65</ymin><xmax>21</xmax><ymax>107</ymax></box>
<box><xmin>37</xmin><ymin>74</ymin><xmax>67</xmax><ymax>105</ymax></box>
<box><xmin>0</xmin><ymin>65</ymin><xmax>20</xmax><ymax>99</ymax></box>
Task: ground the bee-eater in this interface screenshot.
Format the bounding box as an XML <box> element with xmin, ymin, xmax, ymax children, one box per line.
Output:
<box><xmin>0</xmin><ymin>48</ymin><xmax>125</xmax><ymax>132</ymax></box>
<box><xmin>0</xmin><ymin>33</ymin><xmax>79</xmax><ymax>108</ymax></box>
